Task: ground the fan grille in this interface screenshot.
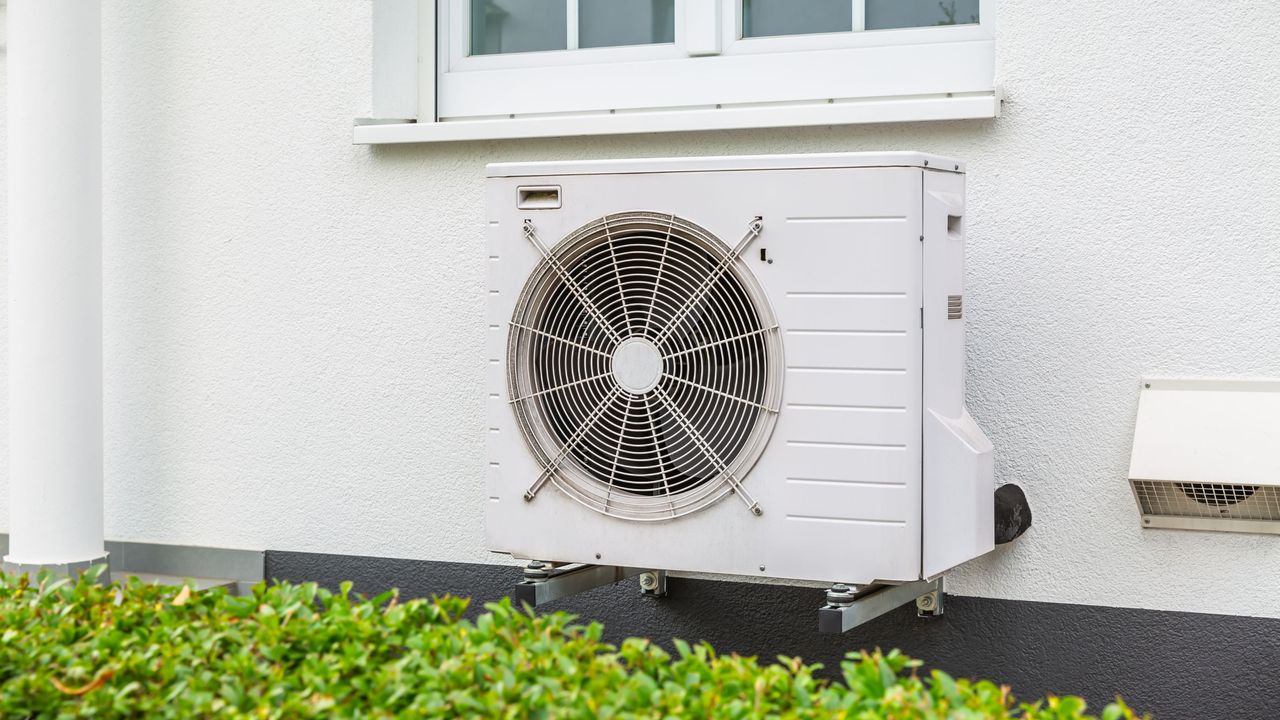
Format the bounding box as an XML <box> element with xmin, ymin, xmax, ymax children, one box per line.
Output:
<box><xmin>508</xmin><ymin>212</ymin><xmax>782</xmax><ymax>521</ymax></box>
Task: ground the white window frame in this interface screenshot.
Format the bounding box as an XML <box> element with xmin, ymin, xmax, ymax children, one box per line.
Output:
<box><xmin>356</xmin><ymin>0</ymin><xmax>998</xmax><ymax>144</ymax></box>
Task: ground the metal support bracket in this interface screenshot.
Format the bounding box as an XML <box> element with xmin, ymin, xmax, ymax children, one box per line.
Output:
<box><xmin>818</xmin><ymin>577</ymin><xmax>944</xmax><ymax>634</ymax></box>
<box><xmin>514</xmin><ymin>562</ymin><xmax>665</xmax><ymax>607</ymax></box>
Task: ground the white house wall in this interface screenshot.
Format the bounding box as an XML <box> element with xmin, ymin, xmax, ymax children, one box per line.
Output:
<box><xmin>0</xmin><ymin>1</ymin><xmax>1278</xmax><ymax>617</ymax></box>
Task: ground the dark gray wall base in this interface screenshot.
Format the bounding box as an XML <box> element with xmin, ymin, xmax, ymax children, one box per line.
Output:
<box><xmin>267</xmin><ymin>550</ymin><xmax>1280</xmax><ymax>720</ymax></box>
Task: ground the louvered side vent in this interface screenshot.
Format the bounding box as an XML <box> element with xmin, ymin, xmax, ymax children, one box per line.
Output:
<box><xmin>1131</xmin><ymin>480</ymin><xmax>1280</xmax><ymax>532</ymax></box>
<box><xmin>946</xmin><ymin>295</ymin><xmax>963</xmax><ymax>320</ymax></box>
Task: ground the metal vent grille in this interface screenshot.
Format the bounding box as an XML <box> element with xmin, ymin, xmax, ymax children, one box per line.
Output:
<box><xmin>946</xmin><ymin>295</ymin><xmax>963</xmax><ymax>320</ymax></box>
<box><xmin>508</xmin><ymin>212</ymin><xmax>783</xmax><ymax>521</ymax></box>
<box><xmin>1132</xmin><ymin>480</ymin><xmax>1280</xmax><ymax>522</ymax></box>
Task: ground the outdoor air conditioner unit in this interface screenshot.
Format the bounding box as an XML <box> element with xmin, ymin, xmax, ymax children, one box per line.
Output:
<box><xmin>484</xmin><ymin>153</ymin><xmax>994</xmax><ymax>622</ymax></box>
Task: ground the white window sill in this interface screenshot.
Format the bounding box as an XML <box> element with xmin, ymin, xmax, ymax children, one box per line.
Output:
<box><xmin>352</xmin><ymin>91</ymin><xmax>999</xmax><ymax>145</ymax></box>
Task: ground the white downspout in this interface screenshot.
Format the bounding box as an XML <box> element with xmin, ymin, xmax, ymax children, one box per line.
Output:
<box><xmin>4</xmin><ymin>0</ymin><xmax>106</xmax><ymax>576</ymax></box>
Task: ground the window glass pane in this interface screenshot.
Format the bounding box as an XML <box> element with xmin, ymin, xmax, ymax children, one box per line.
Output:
<box><xmin>580</xmin><ymin>0</ymin><xmax>675</xmax><ymax>48</ymax></box>
<box><xmin>742</xmin><ymin>0</ymin><xmax>851</xmax><ymax>38</ymax></box>
<box><xmin>470</xmin><ymin>0</ymin><xmax>567</xmax><ymax>55</ymax></box>
<box><xmin>866</xmin><ymin>0</ymin><xmax>979</xmax><ymax>30</ymax></box>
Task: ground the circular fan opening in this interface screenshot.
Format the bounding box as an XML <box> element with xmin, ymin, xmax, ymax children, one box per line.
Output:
<box><xmin>1178</xmin><ymin>482</ymin><xmax>1258</xmax><ymax>507</ymax></box>
<box><xmin>508</xmin><ymin>212</ymin><xmax>782</xmax><ymax>521</ymax></box>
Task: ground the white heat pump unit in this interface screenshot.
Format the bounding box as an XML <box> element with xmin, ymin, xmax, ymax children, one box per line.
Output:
<box><xmin>485</xmin><ymin>152</ymin><xmax>993</xmax><ymax>594</ymax></box>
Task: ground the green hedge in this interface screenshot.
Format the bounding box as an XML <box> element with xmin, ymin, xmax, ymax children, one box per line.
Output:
<box><xmin>0</xmin><ymin>568</ymin><xmax>1141</xmax><ymax>719</ymax></box>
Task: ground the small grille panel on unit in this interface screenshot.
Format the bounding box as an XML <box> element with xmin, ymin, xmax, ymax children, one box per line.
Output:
<box><xmin>947</xmin><ymin>295</ymin><xmax>963</xmax><ymax>320</ymax></box>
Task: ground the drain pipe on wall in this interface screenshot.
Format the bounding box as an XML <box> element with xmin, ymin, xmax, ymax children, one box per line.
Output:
<box><xmin>3</xmin><ymin>0</ymin><xmax>107</xmax><ymax>579</ymax></box>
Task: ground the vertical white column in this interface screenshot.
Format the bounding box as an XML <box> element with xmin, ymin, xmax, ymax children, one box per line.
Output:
<box><xmin>5</xmin><ymin>0</ymin><xmax>106</xmax><ymax>573</ymax></box>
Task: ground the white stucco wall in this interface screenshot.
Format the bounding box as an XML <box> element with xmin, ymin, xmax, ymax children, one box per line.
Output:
<box><xmin>2</xmin><ymin>2</ymin><xmax>1278</xmax><ymax>617</ymax></box>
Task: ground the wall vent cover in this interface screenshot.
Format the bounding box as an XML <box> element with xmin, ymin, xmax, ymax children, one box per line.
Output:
<box><xmin>1128</xmin><ymin>377</ymin><xmax>1280</xmax><ymax>535</ymax></box>
<box><xmin>507</xmin><ymin>212</ymin><xmax>783</xmax><ymax>521</ymax></box>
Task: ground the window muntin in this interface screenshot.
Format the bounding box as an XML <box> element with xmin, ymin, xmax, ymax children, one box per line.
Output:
<box><xmin>741</xmin><ymin>0</ymin><xmax>980</xmax><ymax>39</ymax></box>
<box><xmin>580</xmin><ymin>0</ymin><xmax>676</xmax><ymax>49</ymax></box>
<box><xmin>470</xmin><ymin>0</ymin><xmax>567</xmax><ymax>55</ymax></box>
<box><xmin>469</xmin><ymin>0</ymin><xmax>677</xmax><ymax>56</ymax></box>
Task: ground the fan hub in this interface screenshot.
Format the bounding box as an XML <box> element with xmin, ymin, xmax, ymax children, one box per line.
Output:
<box><xmin>611</xmin><ymin>338</ymin><xmax>663</xmax><ymax>394</ymax></box>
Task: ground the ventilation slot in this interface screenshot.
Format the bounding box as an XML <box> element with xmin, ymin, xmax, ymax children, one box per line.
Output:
<box><xmin>1131</xmin><ymin>479</ymin><xmax>1280</xmax><ymax>532</ymax></box>
<box><xmin>946</xmin><ymin>295</ymin><xmax>963</xmax><ymax>320</ymax></box>
<box><xmin>517</xmin><ymin>185</ymin><xmax>562</xmax><ymax>210</ymax></box>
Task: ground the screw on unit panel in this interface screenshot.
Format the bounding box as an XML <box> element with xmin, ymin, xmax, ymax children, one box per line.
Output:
<box><xmin>1144</xmin><ymin>383</ymin><xmax>1151</xmax><ymax>389</ymax></box>
<box><xmin>595</xmin><ymin>553</ymin><xmax>602</xmax><ymax>560</ymax></box>
<box><xmin>923</xmin><ymin>160</ymin><xmax>929</xmax><ymax>166</ymax></box>
<box><xmin>759</xmin><ymin>565</ymin><xmax>766</xmax><ymax>572</ymax></box>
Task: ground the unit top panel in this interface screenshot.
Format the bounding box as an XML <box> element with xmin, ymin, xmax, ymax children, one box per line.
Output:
<box><xmin>487</xmin><ymin>152</ymin><xmax>964</xmax><ymax>178</ymax></box>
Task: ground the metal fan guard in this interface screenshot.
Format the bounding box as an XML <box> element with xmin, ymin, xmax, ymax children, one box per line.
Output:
<box><xmin>508</xmin><ymin>212</ymin><xmax>782</xmax><ymax>521</ymax></box>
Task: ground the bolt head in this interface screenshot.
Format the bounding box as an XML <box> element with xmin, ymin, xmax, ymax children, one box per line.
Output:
<box><xmin>639</xmin><ymin>572</ymin><xmax>658</xmax><ymax>590</ymax></box>
<box><xmin>918</xmin><ymin>594</ymin><xmax>936</xmax><ymax>610</ymax></box>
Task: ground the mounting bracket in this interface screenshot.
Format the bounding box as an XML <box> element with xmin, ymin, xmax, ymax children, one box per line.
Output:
<box><xmin>513</xmin><ymin>562</ymin><xmax>665</xmax><ymax>607</ymax></box>
<box><xmin>818</xmin><ymin>577</ymin><xmax>944</xmax><ymax>634</ymax></box>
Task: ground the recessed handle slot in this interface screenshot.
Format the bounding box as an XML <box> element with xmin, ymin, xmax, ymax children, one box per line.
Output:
<box><xmin>517</xmin><ymin>185</ymin><xmax>562</xmax><ymax>210</ymax></box>
<box><xmin>947</xmin><ymin>214</ymin><xmax>963</xmax><ymax>236</ymax></box>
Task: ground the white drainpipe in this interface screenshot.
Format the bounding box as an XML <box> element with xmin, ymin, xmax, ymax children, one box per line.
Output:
<box><xmin>4</xmin><ymin>0</ymin><xmax>106</xmax><ymax>577</ymax></box>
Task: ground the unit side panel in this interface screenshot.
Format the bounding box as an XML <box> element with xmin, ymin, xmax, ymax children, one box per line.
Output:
<box><xmin>762</xmin><ymin>169</ymin><xmax>924</xmax><ymax>583</ymax></box>
<box><xmin>483</xmin><ymin>180</ymin><xmax>556</xmax><ymax>556</ymax></box>
<box><xmin>921</xmin><ymin>170</ymin><xmax>995</xmax><ymax>577</ymax></box>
